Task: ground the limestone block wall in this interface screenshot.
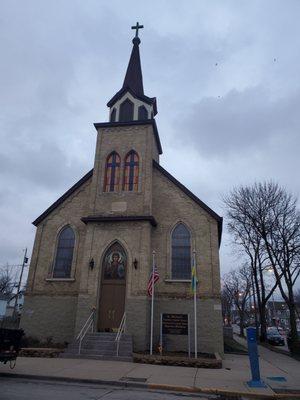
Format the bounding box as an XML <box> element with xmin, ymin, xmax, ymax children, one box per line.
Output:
<box><xmin>21</xmin><ymin>177</ymin><xmax>92</xmax><ymax>341</ymax></box>
<box><xmin>151</xmin><ymin>298</ymin><xmax>223</xmax><ymax>355</ymax></box>
<box><xmin>151</xmin><ymin>167</ymin><xmax>221</xmax><ymax>298</ymax></box>
<box><xmin>73</xmin><ymin>220</ymin><xmax>153</xmax><ymax>335</ymax></box>
<box><xmin>89</xmin><ymin>124</ymin><xmax>158</xmax><ymax>216</ymax></box>
<box><xmin>20</xmin><ymin>294</ymin><xmax>78</xmax><ymax>344</ymax></box>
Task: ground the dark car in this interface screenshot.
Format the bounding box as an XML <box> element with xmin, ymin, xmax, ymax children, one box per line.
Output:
<box><xmin>287</xmin><ymin>329</ymin><xmax>300</xmax><ymax>350</ymax></box>
<box><xmin>267</xmin><ymin>327</ymin><xmax>285</xmax><ymax>346</ymax></box>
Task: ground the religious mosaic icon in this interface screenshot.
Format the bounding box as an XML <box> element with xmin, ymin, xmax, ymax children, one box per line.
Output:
<box><xmin>103</xmin><ymin>243</ymin><xmax>126</xmax><ymax>280</ymax></box>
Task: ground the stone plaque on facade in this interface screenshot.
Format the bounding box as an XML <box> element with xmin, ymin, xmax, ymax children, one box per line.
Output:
<box><xmin>111</xmin><ymin>202</ymin><xmax>127</xmax><ymax>212</ymax></box>
<box><xmin>162</xmin><ymin>313</ymin><xmax>188</xmax><ymax>335</ymax></box>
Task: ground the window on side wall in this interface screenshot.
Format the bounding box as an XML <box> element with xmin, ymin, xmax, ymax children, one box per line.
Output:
<box><xmin>171</xmin><ymin>223</ymin><xmax>191</xmax><ymax>280</ymax></box>
<box><xmin>53</xmin><ymin>226</ymin><xmax>75</xmax><ymax>278</ymax></box>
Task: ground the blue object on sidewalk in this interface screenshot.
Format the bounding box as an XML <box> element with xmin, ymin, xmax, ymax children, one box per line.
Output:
<box><xmin>246</xmin><ymin>327</ymin><xmax>267</xmax><ymax>388</ymax></box>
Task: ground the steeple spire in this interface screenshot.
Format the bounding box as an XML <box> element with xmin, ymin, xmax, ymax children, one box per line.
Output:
<box><xmin>107</xmin><ymin>23</ymin><xmax>157</xmax><ymax>122</ymax></box>
<box><xmin>122</xmin><ymin>22</ymin><xmax>144</xmax><ymax>96</ymax></box>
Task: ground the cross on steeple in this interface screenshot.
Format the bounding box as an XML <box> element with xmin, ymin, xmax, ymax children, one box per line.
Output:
<box><xmin>131</xmin><ymin>22</ymin><xmax>144</xmax><ymax>38</ymax></box>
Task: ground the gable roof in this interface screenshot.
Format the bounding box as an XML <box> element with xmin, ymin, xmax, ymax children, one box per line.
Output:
<box><xmin>32</xmin><ymin>169</ymin><xmax>93</xmax><ymax>226</ymax></box>
<box><xmin>32</xmin><ymin>161</ymin><xmax>223</xmax><ymax>246</ymax></box>
<box><xmin>153</xmin><ymin>160</ymin><xmax>223</xmax><ymax>245</ymax></box>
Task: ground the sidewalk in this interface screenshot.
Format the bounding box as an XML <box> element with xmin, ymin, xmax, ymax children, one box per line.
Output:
<box><xmin>234</xmin><ymin>334</ymin><xmax>300</xmax><ymax>393</ymax></box>
<box><xmin>1</xmin><ymin>350</ymin><xmax>299</xmax><ymax>399</ymax></box>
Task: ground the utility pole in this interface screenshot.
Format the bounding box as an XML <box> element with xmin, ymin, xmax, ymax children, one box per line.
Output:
<box><xmin>13</xmin><ymin>248</ymin><xmax>28</xmax><ymax>320</ymax></box>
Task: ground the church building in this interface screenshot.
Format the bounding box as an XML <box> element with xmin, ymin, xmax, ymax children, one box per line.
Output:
<box><xmin>21</xmin><ymin>25</ymin><xmax>223</xmax><ymax>356</ymax></box>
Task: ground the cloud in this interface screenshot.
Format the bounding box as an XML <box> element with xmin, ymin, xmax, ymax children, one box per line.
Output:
<box><xmin>1</xmin><ymin>0</ymin><xmax>300</xmax><ymax>289</ymax></box>
<box><xmin>175</xmin><ymin>87</ymin><xmax>300</xmax><ymax>159</ymax></box>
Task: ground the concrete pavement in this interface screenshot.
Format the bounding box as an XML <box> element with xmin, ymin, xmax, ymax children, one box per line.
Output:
<box><xmin>0</xmin><ymin>378</ymin><xmax>218</xmax><ymax>400</ymax></box>
<box><xmin>234</xmin><ymin>334</ymin><xmax>300</xmax><ymax>394</ymax></box>
<box><xmin>1</xmin><ymin>351</ymin><xmax>300</xmax><ymax>398</ymax></box>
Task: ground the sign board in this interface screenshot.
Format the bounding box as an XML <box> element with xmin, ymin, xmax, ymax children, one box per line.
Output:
<box><xmin>162</xmin><ymin>313</ymin><xmax>188</xmax><ymax>335</ymax></box>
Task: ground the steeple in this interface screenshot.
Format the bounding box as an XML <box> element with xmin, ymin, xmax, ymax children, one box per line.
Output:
<box><xmin>122</xmin><ymin>35</ymin><xmax>144</xmax><ymax>96</ymax></box>
<box><xmin>107</xmin><ymin>23</ymin><xmax>157</xmax><ymax>123</ymax></box>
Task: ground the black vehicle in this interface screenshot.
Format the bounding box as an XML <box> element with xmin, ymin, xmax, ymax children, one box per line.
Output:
<box><xmin>266</xmin><ymin>327</ymin><xmax>285</xmax><ymax>346</ymax></box>
<box><xmin>287</xmin><ymin>329</ymin><xmax>300</xmax><ymax>350</ymax></box>
<box><xmin>0</xmin><ymin>328</ymin><xmax>24</xmax><ymax>369</ymax></box>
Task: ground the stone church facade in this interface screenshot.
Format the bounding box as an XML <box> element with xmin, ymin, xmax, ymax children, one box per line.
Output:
<box><xmin>21</xmin><ymin>29</ymin><xmax>223</xmax><ymax>355</ymax></box>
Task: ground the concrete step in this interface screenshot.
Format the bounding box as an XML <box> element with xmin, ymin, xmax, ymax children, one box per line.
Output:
<box><xmin>61</xmin><ymin>332</ymin><xmax>133</xmax><ymax>362</ymax></box>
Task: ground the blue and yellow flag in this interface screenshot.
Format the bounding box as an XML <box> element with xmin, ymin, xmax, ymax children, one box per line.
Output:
<box><xmin>191</xmin><ymin>257</ymin><xmax>197</xmax><ymax>294</ymax></box>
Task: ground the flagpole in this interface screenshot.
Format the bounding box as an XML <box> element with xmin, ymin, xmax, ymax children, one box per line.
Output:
<box><xmin>193</xmin><ymin>250</ymin><xmax>197</xmax><ymax>359</ymax></box>
<box><xmin>150</xmin><ymin>250</ymin><xmax>155</xmax><ymax>355</ymax></box>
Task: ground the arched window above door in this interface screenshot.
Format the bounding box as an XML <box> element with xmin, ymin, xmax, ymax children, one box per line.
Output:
<box><xmin>123</xmin><ymin>150</ymin><xmax>139</xmax><ymax>191</ymax></box>
<box><xmin>53</xmin><ymin>226</ymin><xmax>75</xmax><ymax>278</ymax></box>
<box><xmin>104</xmin><ymin>152</ymin><xmax>121</xmax><ymax>192</ymax></box>
<box><xmin>171</xmin><ymin>223</ymin><xmax>191</xmax><ymax>280</ymax></box>
<box><xmin>102</xmin><ymin>242</ymin><xmax>127</xmax><ymax>280</ymax></box>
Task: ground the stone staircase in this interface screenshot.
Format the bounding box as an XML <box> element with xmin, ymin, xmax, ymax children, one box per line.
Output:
<box><xmin>61</xmin><ymin>332</ymin><xmax>133</xmax><ymax>362</ymax></box>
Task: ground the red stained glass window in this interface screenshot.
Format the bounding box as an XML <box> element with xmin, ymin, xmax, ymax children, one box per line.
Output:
<box><xmin>123</xmin><ymin>151</ymin><xmax>139</xmax><ymax>191</ymax></box>
<box><xmin>104</xmin><ymin>152</ymin><xmax>121</xmax><ymax>192</ymax></box>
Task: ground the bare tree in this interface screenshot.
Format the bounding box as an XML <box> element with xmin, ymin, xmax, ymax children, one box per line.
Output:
<box><xmin>223</xmin><ymin>265</ymin><xmax>252</xmax><ymax>337</ymax></box>
<box><xmin>224</xmin><ymin>182</ymin><xmax>300</xmax><ymax>354</ymax></box>
<box><xmin>0</xmin><ymin>265</ymin><xmax>14</xmax><ymax>295</ymax></box>
<box><xmin>224</xmin><ymin>192</ymin><xmax>280</xmax><ymax>342</ymax></box>
<box><xmin>221</xmin><ymin>285</ymin><xmax>233</xmax><ymax>326</ymax></box>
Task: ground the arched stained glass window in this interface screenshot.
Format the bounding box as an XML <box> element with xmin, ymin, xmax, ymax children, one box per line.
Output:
<box><xmin>123</xmin><ymin>151</ymin><xmax>139</xmax><ymax>191</ymax></box>
<box><xmin>119</xmin><ymin>98</ymin><xmax>134</xmax><ymax>122</ymax></box>
<box><xmin>104</xmin><ymin>152</ymin><xmax>121</xmax><ymax>192</ymax></box>
<box><xmin>171</xmin><ymin>223</ymin><xmax>191</xmax><ymax>280</ymax></box>
<box><xmin>53</xmin><ymin>226</ymin><xmax>75</xmax><ymax>278</ymax></box>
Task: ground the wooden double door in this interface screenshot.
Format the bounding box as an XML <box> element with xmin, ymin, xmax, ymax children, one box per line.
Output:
<box><xmin>98</xmin><ymin>242</ymin><xmax>127</xmax><ymax>332</ymax></box>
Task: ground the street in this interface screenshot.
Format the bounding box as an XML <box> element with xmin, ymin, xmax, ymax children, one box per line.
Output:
<box><xmin>0</xmin><ymin>378</ymin><xmax>222</xmax><ymax>400</ymax></box>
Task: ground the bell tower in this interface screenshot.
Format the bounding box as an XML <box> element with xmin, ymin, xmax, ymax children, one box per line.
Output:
<box><xmin>87</xmin><ymin>23</ymin><xmax>162</xmax><ymax>218</ymax></box>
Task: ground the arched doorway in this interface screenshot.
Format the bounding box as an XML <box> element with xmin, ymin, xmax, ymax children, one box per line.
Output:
<box><xmin>98</xmin><ymin>242</ymin><xmax>127</xmax><ymax>331</ymax></box>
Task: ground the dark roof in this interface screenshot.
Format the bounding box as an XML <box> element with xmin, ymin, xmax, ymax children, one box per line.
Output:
<box><xmin>94</xmin><ymin>119</ymin><xmax>162</xmax><ymax>155</ymax></box>
<box><xmin>107</xmin><ymin>86</ymin><xmax>157</xmax><ymax>115</ymax></box>
<box><xmin>123</xmin><ymin>37</ymin><xmax>144</xmax><ymax>96</ymax></box>
<box><xmin>153</xmin><ymin>160</ymin><xmax>223</xmax><ymax>245</ymax></box>
<box><xmin>32</xmin><ymin>169</ymin><xmax>93</xmax><ymax>226</ymax></box>
<box><xmin>107</xmin><ymin>35</ymin><xmax>157</xmax><ymax>116</ymax></box>
<box><xmin>81</xmin><ymin>215</ymin><xmax>157</xmax><ymax>227</ymax></box>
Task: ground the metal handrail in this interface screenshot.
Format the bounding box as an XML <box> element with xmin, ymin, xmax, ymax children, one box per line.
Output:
<box><xmin>115</xmin><ymin>312</ymin><xmax>126</xmax><ymax>356</ymax></box>
<box><xmin>77</xmin><ymin>308</ymin><xmax>95</xmax><ymax>355</ymax></box>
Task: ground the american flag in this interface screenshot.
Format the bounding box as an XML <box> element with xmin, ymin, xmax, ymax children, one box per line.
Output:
<box><xmin>147</xmin><ymin>265</ymin><xmax>159</xmax><ymax>297</ymax></box>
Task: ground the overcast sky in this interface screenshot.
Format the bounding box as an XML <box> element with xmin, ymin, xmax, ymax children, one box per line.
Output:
<box><xmin>1</xmin><ymin>1</ymin><xmax>300</xmax><ymax>284</ymax></box>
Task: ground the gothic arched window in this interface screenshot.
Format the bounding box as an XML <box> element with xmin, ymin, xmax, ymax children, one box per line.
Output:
<box><xmin>104</xmin><ymin>152</ymin><xmax>121</xmax><ymax>192</ymax></box>
<box><xmin>138</xmin><ymin>105</ymin><xmax>148</xmax><ymax>120</ymax></box>
<box><xmin>123</xmin><ymin>151</ymin><xmax>139</xmax><ymax>191</ymax></box>
<box><xmin>110</xmin><ymin>108</ymin><xmax>116</xmax><ymax>122</ymax></box>
<box><xmin>171</xmin><ymin>223</ymin><xmax>191</xmax><ymax>280</ymax></box>
<box><xmin>119</xmin><ymin>98</ymin><xmax>134</xmax><ymax>122</ymax></box>
<box><xmin>53</xmin><ymin>226</ymin><xmax>75</xmax><ymax>278</ymax></box>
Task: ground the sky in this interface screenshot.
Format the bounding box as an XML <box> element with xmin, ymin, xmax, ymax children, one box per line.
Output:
<box><xmin>1</xmin><ymin>0</ymin><xmax>300</xmax><ymax>287</ymax></box>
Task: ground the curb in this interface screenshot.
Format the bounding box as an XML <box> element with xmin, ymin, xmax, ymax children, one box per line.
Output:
<box><xmin>1</xmin><ymin>372</ymin><xmax>300</xmax><ymax>399</ymax></box>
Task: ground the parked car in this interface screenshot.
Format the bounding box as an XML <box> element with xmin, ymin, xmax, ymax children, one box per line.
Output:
<box><xmin>266</xmin><ymin>327</ymin><xmax>285</xmax><ymax>346</ymax></box>
<box><xmin>287</xmin><ymin>330</ymin><xmax>300</xmax><ymax>350</ymax></box>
